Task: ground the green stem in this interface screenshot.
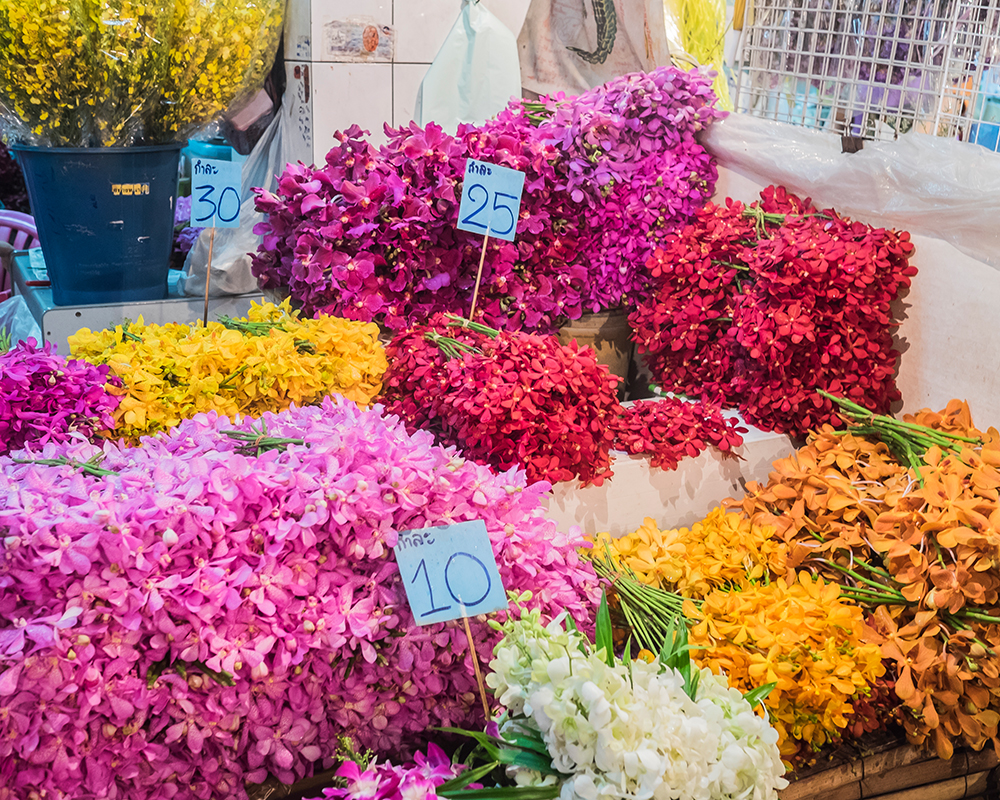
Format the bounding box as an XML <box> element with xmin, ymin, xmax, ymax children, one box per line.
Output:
<box><xmin>818</xmin><ymin>560</ymin><xmax>906</xmax><ymax>599</ymax></box>
<box><xmin>218</xmin><ymin>364</ymin><xmax>249</xmax><ymax>390</ymax></box>
<box><xmin>11</xmin><ymin>456</ymin><xmax>118</xmax><ymax>477</ymax></box>
<box><xmin>445</xmin><ymin>315</ymin><xmax>500</xmax><ymax>338</ymax></box>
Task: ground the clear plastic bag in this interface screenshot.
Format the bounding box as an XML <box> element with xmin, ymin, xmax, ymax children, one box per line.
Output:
<box><xmin>0</xmin><ymin>295</ymin><xmax>42</xmax><ymax>348</ymax></box>
<box><xmin>0</xmin><ymin>0</ymin><xmax>284</xmax><ymax>147</ymax></box>
<box><xmin>180</xmin><ymin>112</ymin><xmax>284</xmax><ymax>297</ymax></box>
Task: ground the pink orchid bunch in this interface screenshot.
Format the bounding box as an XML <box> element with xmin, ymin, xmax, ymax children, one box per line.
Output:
<box><xmin>313</xmin><ymin>743</ymin><xmax>466</xmax><ymax>800</ymax></box>
<box><xmin>0</xmin><ymin>397</ymin><xmax>599</xmax><ymax>800</ymax></box>
<box><xmin>251</xmin><ymin>67</ymin><xmax>723</xmax><ymax>333</ymax></box>
<box><xmin>0</xmin><ymin>337</ymin><xmax>119</xmax><ymax>455</ymax></box>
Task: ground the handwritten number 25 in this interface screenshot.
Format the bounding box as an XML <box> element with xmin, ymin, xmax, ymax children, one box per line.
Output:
<box><xmin>460</xmin><ymin>184</ymin><xmax>518</xmax><ymax>236</ymax></box>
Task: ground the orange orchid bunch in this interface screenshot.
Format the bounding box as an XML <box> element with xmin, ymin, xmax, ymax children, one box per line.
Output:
<box><xmin>684</xmin><ymin>573</ymin><xmax>884</xmax><ymax>764</ymax></box>
<box><xmin>592</xmin><ymin>513</ymin><xmax>881</xmax><ymax>765</ymax></box>
<box><xmin>737</xmin><ymin>397</ymin><xmax>1000</xmax><ymax>759</ymax></box>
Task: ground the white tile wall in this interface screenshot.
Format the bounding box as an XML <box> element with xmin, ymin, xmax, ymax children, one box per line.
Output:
<box><xmin>283</xmin><ymin>0</ymin><xmax>531</xmax><ymax>163</ymax></box>
<box><xmin>395</xmin><ymin>0</ymin><xmax>458</xmax><ymax>63</ymax></box>
<box><xmin>392</xmin><ymin>63</ymin><xmax>431</xmax><ymax>127</ymax></box>
<box><xmin>314</xmin><ymin>62</ymin><xmax>394</xmax><ymax>148</ymax></box>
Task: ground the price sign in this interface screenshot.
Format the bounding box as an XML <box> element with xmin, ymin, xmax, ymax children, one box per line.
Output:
<box><xmin>191</xmin><ymin>157</ymin><xmax>242</xmax><ymax>228</ymax></box>
<box><xmin>394</xmin><ymin>520</ymin><xmax>508</xmax><ymax>626</ymax></box>
<box><xmin>456</xmin><ymin>159</ymin><xmax>526</xmax><ymax>242</ymax></box>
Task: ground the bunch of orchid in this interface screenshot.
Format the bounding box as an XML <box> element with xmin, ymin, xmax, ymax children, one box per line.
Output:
<box><xmin>0</xmin><ymin>397</ymin><xmax>599</xmax><ymax>800</ymax></box>
<box><xmin>69</xmin><ymin>300</ymin><xmax>388</xmax><ymax>441</ymax></box>
<box><xmin>251</xmin><ymin>66</ymin><xmax>724</xmax><ymax>333</ymax></box>
<box><xmin>521</xmin><ymin>68</ymin><xmax>726</xmax><ymax>311</ymax></box>
<box><xmin>313</xmin><ymin>742</ymin><xmax>469</xmax><ymax>800</ymax></box>
<box><xmin>380</xmin><ymin>316</ymin><xmax>746</xmax><ymax>486</ymax></box>
<box><xmin>380</xmin><ymin>315</ymin><xmax>621</xmax><ymax>486</ymax></box>
<box><xmin>609</xmin><ymin>396</ymin><xmax>746</xmax><ymax>471</ymax></box>
<box><xmin>0</xmin><ymin>337</ymin><xmax>119</xmax><ymax>455</ymax></box>
<box><xmin>323</xmin><ymin>596</ymin><xmax>786</xmax><ymax>800</ymax></box>
<box><xmin>631</xmin><ymin>186</ymin><xmax>917</xmax><ymax>435</ymax></box>
<box><xmin>480</xmin><ymin>597</ymin><xmax>787</xmax><ymax>800</ymax></box>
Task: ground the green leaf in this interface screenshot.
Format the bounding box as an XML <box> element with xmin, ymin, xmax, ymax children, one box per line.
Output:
<box><xmin>439</xmin><ymin>787</ymin><xmax>562</xmax><ymax>800</ymax></box>
<box><xmin>436</xmin><ymin>761</ymin><xmax>500</xmax><ymax>793</ymax></box>
<box><xmin>436</xmin><ymin>728</ymin><xmax>502</xmax><ymax>761</ymax></box>
<box><xmin>501</xmin><ymin>749</ymin><xmax>559</xmax><ymax>775</ymax></box>
<box><xmin>688</xmin><ymin>666</ymin><xmax>700</xmax><ymax>702</ymax></box>
<box><xmin>743</xmin><ymin>682</ymin><xmax>777</xmax><ymax>710</ymax></box>
<box><xmin>595</xmin><ymin>590</ymin><xmax>615</xmax><ymax>667</ymax></box>
<box><xmin>509</xmin><ymin>735</ymin><xmax>551</xmax><ymax>758</ymax></box>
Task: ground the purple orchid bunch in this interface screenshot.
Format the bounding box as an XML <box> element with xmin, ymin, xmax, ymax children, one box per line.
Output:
<box><xmin>522</xmin><ymin>67</ymin><xmax>726</xmax><ymax>311</ymax></box>
<box><xmin>0</xmin><ymin>396</ymin><xmax>599</xmax><ymax>800</ymax></box>
<box><xmin>0</xmin><ymin>338</ymin><xmax>119</xmax><ymax>455</ymax></box>
<box><xmin>251</xmin><ymin>66</ymin><xmax>723</xmax><ymax>334</ymax></box>
<box><xmin>171</xmin><ymin>196</ymin><xmax>204</xmax><ymax>270</ymax></box>
<box><xmin>312</xmin><ymin>742</ymin><xmax>467</xmax><ymax>800</ymax></box>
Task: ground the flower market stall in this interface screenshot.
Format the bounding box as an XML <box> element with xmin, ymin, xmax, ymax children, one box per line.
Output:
<box><xmin>5</xmin><ymin>2</ymin><xmax>1000</xmax><ymax>792</ymax></box>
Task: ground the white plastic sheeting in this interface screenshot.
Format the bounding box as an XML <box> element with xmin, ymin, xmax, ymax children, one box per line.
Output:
<box><xmin>703</xmin><ymin>113</ymin><xmax>1000</xmax><ymax>272</ymax></box>
<box><xmin>414</xmin><ymin>1</ymin><xmax>521</xmax><ymax>134</ymax></box>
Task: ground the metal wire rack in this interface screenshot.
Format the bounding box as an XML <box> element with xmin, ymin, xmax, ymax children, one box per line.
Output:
<box><xmin>733</xmin><ymin>0</ymin><xmax>1000</xmax><ymax>151</ymax></box>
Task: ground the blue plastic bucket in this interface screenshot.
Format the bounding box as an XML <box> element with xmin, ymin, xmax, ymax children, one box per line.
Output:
<box><xmin>10</xmin><ymin>143</ymin><xmax>183</xmax><ymax>306</ymax></box>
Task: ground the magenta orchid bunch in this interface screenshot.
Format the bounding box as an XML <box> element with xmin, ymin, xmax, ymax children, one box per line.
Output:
<box><xmin>313</xmin><ymin>743</ymin><xmax>468</xmax><ymax>800</ymax></box>
<box><xmin>251</xmin><ymin>67</ymin><xmax>723</xmax><ymax>333</ymax></box>
<box><xmin>0</xmin><ymin>397</ymin><xmax>599</xmax><ymax>800</ymax></box>
<box><xmin>522</xmin><ymin>67</ymin><xmax>726</xmax><ymax>311</ymax></box>
<box><xmin>0</xmin><ymin>337</ymin><xmax>119</xmax><ymax>455</ymax></box>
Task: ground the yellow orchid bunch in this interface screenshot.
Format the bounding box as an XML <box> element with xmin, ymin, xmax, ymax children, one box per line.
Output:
<box><xmin>0</xmin><ymin>0</ymin><xmax>93</xmax><ymax>140</ymax></box>
<box><xmin>148</xmin><ymin>0</ymin><xmax>283</xmax><ymax>141</ymax></box>
<box><xmin>69</xmin><ymin>301</ymin><xmax>387</xmax><ymax>441</ymax></box>
<box><xmin>593</xmin><ymin>509</ymin><xmax>787</xmax><ymax>598</ymax></box>
<box><xmin>685</xmin><ymin>573</ymin><xmax>885</xmax><ymax>763</ymax></box>
<box><xmin>592</xmin><ymin>511</ymin><xmax>883</xmax><ymax>764</ymax></box>
<box><xmin>0</xmin><ymin>0</ymin><xmax>282</xmax><ymax>146</ymax></box>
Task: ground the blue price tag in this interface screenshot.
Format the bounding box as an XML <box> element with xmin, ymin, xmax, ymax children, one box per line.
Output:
<box><xmin>191</xmin><ymin>158</ymin><xmax>242</xmax><ymax>229</ymax></box>
<box><xmin>393</xmin><ymin>520</ymin><xmax>508</xmax><ymax>626</ymax></box>
<box><xmin>456</xmin><ymin>159</ymin><xmax>526</xmax><ymax>242</ymax></box>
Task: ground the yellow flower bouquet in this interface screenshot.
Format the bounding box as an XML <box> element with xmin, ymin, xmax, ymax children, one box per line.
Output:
<box><xmin>0</xmin><ymin>0</ymin><xmax>283</xmax><ymax>145</ymax></box>
<box><xmin>69</xmin><ymin>301</ymin><xmax>389</xmax><ymax>441</ymax></box>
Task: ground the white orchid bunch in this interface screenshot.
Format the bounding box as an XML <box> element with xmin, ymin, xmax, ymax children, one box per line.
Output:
<box><xmin>481</xmin><ymin>595</ymin><xmax>788</xmax><ymax>800</ymax></box>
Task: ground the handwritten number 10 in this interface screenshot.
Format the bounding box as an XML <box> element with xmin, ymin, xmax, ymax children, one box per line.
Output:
<box><xmin>410</xmin><ymin>552</ymin><xmax>493</xmax><ymax>618</ymax></box>
<box><xmin>459</xmin><ymin>184</ymin><xmax>518</xmax><ymax>236</ymax></box>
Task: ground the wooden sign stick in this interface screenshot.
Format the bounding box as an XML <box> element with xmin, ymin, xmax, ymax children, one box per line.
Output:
<box><xmin>462</xmin><ymin>612</ymin><xmax>491</xmax><ymax>719</ymax></box>
<box><xmin>468</xmin><ymin>225</ymin><xmax>491</xmax><ymax>321</ymax></box>
<box><xmin>202</xmin><ymin>226</ymin><xmax>217</xmax><ymax>328</ymax></box>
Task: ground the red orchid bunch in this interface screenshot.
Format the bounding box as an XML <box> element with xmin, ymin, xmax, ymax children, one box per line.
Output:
<box><xmin>631</xmin><ymin>186</ymin><xmax>917</xmax><ymax>435</ymax></box>
<box><xmin>381</xmin><ymin>315</ymin><xmax>620</xmax><ymax>486</ymax></box>
<box><xmin>381</xmin><ymin>317</ymin><xmax>747</xmax><ymax>485</ymax></box>
<box><xmin>609</xmin><ymin>397</ymin><xmax>747</xmax><ymax>471</ymax></box>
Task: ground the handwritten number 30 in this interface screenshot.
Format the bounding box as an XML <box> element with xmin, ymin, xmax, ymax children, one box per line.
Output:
<box><xmin>459</xmin><ymin>183</ymin><xmax>518</xmax><ymax>236</ymax></box>
<box><xmin>194</xmin><ymin>184</ymin><xmax>241</xmax><ymax>224</ymax></box>
<box><xmin>411</xmin><ymin>552</ymin><xmax>493</xmax><ymax>618</ymax></box>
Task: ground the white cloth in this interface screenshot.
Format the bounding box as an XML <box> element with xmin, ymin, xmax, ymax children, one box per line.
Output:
<box><xmin>517</xmin><ymin>0</ymin><xmax>670</xmax><ymax>96</ymax></box>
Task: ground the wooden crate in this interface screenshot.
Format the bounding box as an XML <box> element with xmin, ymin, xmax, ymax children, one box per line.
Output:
<box><xmin>781</xmin><ymin>733</ymin><xmax>1000</xmax><ymax>800</ymax></box>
